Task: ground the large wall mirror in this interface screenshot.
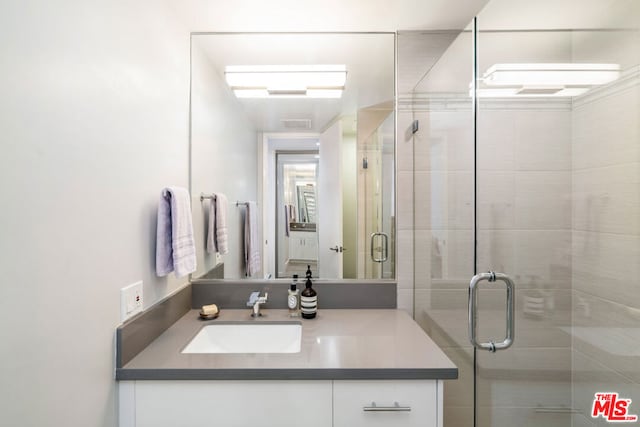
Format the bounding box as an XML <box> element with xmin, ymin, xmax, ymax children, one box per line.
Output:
<box><xmin>190</xmin><ymin>33</ymin><xmax>395</xmax><ymax>280</ymax></box>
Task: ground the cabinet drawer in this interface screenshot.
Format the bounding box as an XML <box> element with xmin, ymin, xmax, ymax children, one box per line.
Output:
<box><xmin>333</xmin><ymin>380</ymin><xmax>439</xmax><ymax>427</ymax></box>
<box><xmin>135</xmin><ymin>380</ymin><xmax>332</xmax><ymax>427</ymax></box>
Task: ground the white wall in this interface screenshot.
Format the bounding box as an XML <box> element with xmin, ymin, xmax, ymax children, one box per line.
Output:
<box><xmin>190</xmin><ymin>39</ymin><xmax>258</xmax><ymax>279</ymax></box>
<box><xmin>0</xmin><ymin>1</ymin><xmax>190</xmax><ymax>426</ymax></box>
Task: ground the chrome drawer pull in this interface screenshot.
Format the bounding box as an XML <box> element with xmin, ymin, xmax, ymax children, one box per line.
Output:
<box><xmin>363</xmin><ymin>401</ymin><xmax>411</xmax><ymax>412</ymax></box>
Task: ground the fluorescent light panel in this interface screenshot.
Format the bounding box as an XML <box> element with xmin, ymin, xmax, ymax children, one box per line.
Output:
<box><xmin>473</xmin><ymin>87</ymin><xmax>590</xmax><ymax>98</ymax></box>
<box><xmin>475</xmin><ymin>63</ymin><xmax>620</xmax><ymax>98</ymax></box>
<box><xmin>483</xmin><ymin>63</ymin><xmax>620</xmax><ymax>86</ymax></box>
<box><xmin>226</xmin><ymin>65</ymin><xmax>346</xmax><ymax>99</ymax></box>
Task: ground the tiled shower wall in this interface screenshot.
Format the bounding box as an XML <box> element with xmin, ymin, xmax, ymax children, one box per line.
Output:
<box><xmin>399</xmin><ymin>99</ymin><xmax>574</xmax><ymax>427</ymax></box>
<box><xmin>570</xmin><ymin>70</ymin><xmax>640</xmax><ymax>427</ymax></box>
<box><xmin>399</xmin><ymin>80</ymin><xmax>639</xmax><ymax>426</ymax></box>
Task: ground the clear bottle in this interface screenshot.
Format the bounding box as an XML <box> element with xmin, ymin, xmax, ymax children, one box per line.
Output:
<box><xmin>288</xmin><ymin>274</ymin><xmax>300</xmax><ymax>317</ymax></box>
<box><xmin>301</xmin><ymin>276</ymin><xmax>317</xmax><ymax>319</ymax></box>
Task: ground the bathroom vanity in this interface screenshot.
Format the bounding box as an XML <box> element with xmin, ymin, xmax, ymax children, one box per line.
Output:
<box><xmin>117</xmin><ymin>307</ymin><xmax>456</xmax><ymax>427</ymax></box>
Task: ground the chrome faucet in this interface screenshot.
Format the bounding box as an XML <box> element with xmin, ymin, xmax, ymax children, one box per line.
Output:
<box><xmin>247</xmin><ymin>291</ymin><xmax>268</xmax><ymax>317</ymax></box>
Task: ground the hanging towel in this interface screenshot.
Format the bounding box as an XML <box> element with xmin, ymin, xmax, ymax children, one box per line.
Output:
<box><xmin>156</xmin><ymin>187</ymin><xmax>196</xmax><ymax>278</ymax></box>
<box><xmin>244</xmin><ymin>201</ymin><xmax>261</xmax><ymax>277</ymax></box>
<box><xmin>206</xmin><ymin>196</ymin><xmax>216</xmax><ymax>255</ymax></box>
<box><xmin>284</xmin><ymin>204</ymin><xmax>291</xmax><ymax>237</ymax></box>
<box><xmin>207</xmin><ymin>193</ymin><xmax>229</xmax><ymax>255</ymax></box>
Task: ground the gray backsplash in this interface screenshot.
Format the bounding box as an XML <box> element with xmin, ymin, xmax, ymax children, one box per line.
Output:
<box><xmin>191</xmin><ymin>279</ymin><xmax>397</xmax><ymax>309</ymax></box>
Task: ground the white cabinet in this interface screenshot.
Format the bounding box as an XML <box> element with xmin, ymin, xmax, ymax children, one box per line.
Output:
<box><xmin>130</xmin><ymin>380</ymin><xmax>332</xmax><ymax>427</ymax></box>
<box><xmin>333</xmin><ymin>380</ymin><xmax>441</xmax><ymax>427</ymax></box>
<box><xmin>120</xmin><ymin>379</ymin><xmax>442</xmax><ymax>427</ymax></box>
<box><xmin>288</xmin><ymin>231</ymin><xmax>318</xmax><ymax>261</ymax></box>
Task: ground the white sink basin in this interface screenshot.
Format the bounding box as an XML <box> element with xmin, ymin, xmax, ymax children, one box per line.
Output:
<box><xmin>182</xmin><ymin>322</ymin><xmax>302</xmax><ymax>354</ymax></box>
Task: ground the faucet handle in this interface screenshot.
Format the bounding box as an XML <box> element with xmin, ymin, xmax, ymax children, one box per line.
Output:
<box><xmin>247</xmin><ymin>291</ymin><xmax>261</xmax><ymax>306</ymax></box>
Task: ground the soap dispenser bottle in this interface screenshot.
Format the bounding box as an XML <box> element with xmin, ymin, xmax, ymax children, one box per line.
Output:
<box><xmin>288</xmin><ymin>274</ymin><xmax>300</xmax><ymax>317</ymax></box>
<box><xmin>301</xmin><ymin>269</ymin><xmax>317</xmax><ymax>319</ymax></box>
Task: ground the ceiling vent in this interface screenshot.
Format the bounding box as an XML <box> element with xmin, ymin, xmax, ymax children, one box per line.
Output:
<box><xmin>281</xmin><ymin>119</ymin><xmax>312</xmax><ymax>130</ymax></box>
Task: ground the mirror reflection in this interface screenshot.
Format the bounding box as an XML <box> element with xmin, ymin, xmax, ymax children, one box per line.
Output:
<box><xmin>277</xmin><ymin>153</ymin><xmax>319</xmax><ymax>278</ymax></box>
<box><xmin>190</xmin><ymin>33</ymin><xmax>395</xmax><ymax>280</ymax></box>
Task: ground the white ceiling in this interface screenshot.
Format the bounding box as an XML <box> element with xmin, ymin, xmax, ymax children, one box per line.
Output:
<box><xmin>471</xmin><ymin>0</ymin><xmax>640</xmax><ymax>30</ymax></box>
<box><xmin>173</xmin><ymin>0</ymin><xmax>491</xmax><ymax>33</ymax></box>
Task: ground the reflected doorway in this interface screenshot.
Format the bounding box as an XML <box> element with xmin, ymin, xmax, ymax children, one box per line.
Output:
<box><xmin>276</xmin><ymin>152</ymin><xmax>319</xmax><ymax>278</ymax></box>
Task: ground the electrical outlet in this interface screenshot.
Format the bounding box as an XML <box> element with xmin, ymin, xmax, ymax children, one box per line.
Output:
<box><xmin>120</xmin><ymin>281</ymin><xmax>143</xmax><ymax>321</ymax></box>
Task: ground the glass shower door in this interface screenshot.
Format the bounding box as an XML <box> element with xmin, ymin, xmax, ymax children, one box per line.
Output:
<box><xmin>473</xmin><ymin>17</ymin><xmax>575</xmax><ymax>427</ymax></box>
<box><xmin>474</xmin><ymin>2</ymin><xmax>640</xmax><ymax>426</ymax></box>
<box><xmin>405</xmin><ymin>1</ymin><xmax>639</xmax><ymax>426</ymax></box>
<box><xmin>358</xmin><ymin>107</ymin><xmax>395</xmax><ymax>279</ymax></box>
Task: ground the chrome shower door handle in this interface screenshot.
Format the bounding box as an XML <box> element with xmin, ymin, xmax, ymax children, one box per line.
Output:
<box><xmin>468</xmin><ymin>271</ymin><xmax>515</xmax><ymax>352</ymax></box>
<box><xmin>370</xmin><ymin>232</ymin><xmax>389</xmax><ymax>262</ymax></box>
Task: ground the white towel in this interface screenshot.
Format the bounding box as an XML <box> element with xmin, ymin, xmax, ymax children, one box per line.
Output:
<box><xmin>156</xmin><ymin>187</ymin><xmax>196</xmax><ymax>278</ymax></box>
<box><xmin>207</xmin><ymin>193</ymin><xmax>228</xmax><ymax>255</ymax></box>
<box><xmin>284</xmin><ymin>204</ymin><xmax>290</xmax><ymax>237</ymax></box>
<box><xmin>244</xmin><ymin>201</ymin><xmax>261</xmax><ymax>277</ymax></box>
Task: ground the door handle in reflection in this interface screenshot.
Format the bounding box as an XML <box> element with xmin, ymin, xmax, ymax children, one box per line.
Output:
<box><xmin>370</xmin><ymin>232</ymin><xmax>388</xmax><ymax>262</ymax></box>
<box><xmin>468</xmin><ymin>271</ymin><xmax>515</xmax><ymax>352</ymax></box>
<box><xmin>329</xmin><ymin>246</ymin><xmax>345</xmax><ymax>253</ymax></box>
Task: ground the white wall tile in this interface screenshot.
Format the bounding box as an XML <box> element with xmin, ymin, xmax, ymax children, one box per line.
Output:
<box><xmin>476</xmin><ymin>230</ymin><xmax>516</xmax><ymax>275</ymax></box>
<box><xmin>572</xmin><ymin>86</ymin><xmax>639</xmax><ymax>170</ymax></box>
<box><xmin>515</xmin><ymin>111</ymin><xmax>571</xmax><ymax>171</ymax></box>
<box><xmin>442</xmin><ymin>346</ymin><xmax>474</xmax><ymax>408</ymax></box>
<box><xmin>414</xmin><ymin>229</ymin><xmax>432</xmax><ymax>282</ymax></box>
<box><xmin>572</xmin><ymin>163</ymin><xmax>640</xmax><ymax>235</ymax></box>
<box><xmin>417</xmin><ymin>171</ymin><xmax>473</xmax><ymax>231</ymax></box>
<box><xmin>572</xmin><ymin>230</ymin><xmax>640</xmax><ymax>307</ymax></box>
<box><xmin>397</xmin><ymin>229</ymin><xmax>414</xmax><ymax>287</ymax></box>
<box><xmin>477</xmin><ymin>172</ymin><xmax>516</xmax><ymax>230</ymax></box>
<box><xmin>515</xmin><ymin>230</ymin><xmax>571</xmax><ymax>287</ymax></box>
<box><xmin>396</xmin><ymin>289</ymin><xmax>414</xmax><ymax>316</ymax></box>
<box><xmin>396</xmin><ymin>170</ymin><xmax>414</xmax><ymax>230</ymax></box>
<box><xmin>515</xmin><ymin>171</ymin><xmax>571</xmax><ymax>230</ymax></box>
<box><xmin>478</xmin><ymin>110</ymin><xmax>516</xmax><ymax>171</ymax></box>
<box><xmin>397</xmin><ymin>111</ymin><xmax>415</xmax><ymax>172</ymax></box>
<box><xmin>413</xmin><ymin>111</ymin><xmax>472</xmax><ymax>173</ymax></box>
<box><xmin>571</xmin><ymin>349</ymin><xmax>637</xmax><ymax>426</ymax></box>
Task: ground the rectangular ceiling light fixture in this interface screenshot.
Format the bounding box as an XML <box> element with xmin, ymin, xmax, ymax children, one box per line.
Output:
<box><xmin>475</xmin><ymin>63</ymin><xmax>620</xmax><ymax>98</ymax></box>
<box><xmin>225</xmin><ymin>65</ymin><xmax>347</xmax><ymax>99</ymax></box>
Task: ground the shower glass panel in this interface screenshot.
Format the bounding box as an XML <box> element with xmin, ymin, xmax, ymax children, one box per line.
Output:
<box><xmin>474</xmin><ymin>25</ymin><xmax>575</xmax><ymax>427</ymax></box>
<box><xmin>398</xmin><ymin>29</ymin><xmax>476</xmax><ymax>427</ymax></box>
<box><xmin>406</xmin><ymin>1</ymin><xmax>639</xmax><ymax>426</ymax></box>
